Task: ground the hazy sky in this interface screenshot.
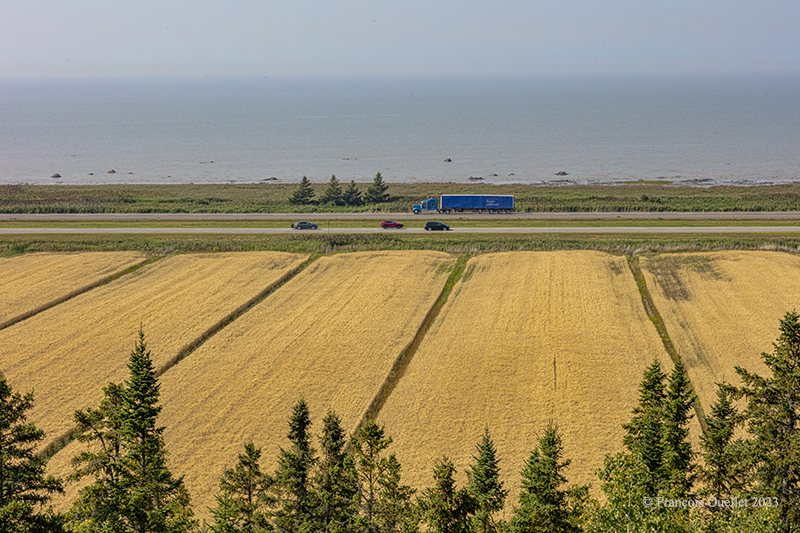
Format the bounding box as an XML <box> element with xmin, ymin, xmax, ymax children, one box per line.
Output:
<box><xmin>2</xmin><ymin>0</ymin><xmax>798</xmax><ymax>78</ymax></box>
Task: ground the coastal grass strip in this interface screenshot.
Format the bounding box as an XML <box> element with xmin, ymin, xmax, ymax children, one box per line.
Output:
<box><xmin>39</xmin><ymin>254</ymin><xmax>321</xmax><ymax>461</ymax></box>
<box><xmin>0</xmin><ymin>255</ymin><xmax>163</xmax><ymax>332</ymax></box>
<box><xmin>626</xmin><ymin>254</ymin><xmax>709</xmax><ymax>433</ymax></box>
<box><xmin>354</xmin><ymin>253</ymin><xmax>470</xmax><ymax>433</ymax></box>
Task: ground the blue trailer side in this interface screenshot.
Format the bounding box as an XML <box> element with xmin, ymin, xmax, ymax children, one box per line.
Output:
<box><xmin>411</xmin><ymin>194</ymin><xmax>514</xmax><ymax>214</ymax></box>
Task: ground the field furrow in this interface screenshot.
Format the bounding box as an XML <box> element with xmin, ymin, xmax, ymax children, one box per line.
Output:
<box><xmin>640</xmin><ymin>251</ymin><xmax>800</xmax><ymax>412</ymax></box>
<box><xmin>376</xmin><ymin>251</ymin><xmax>684</xmax><ymax>512</ymax></box>
<box><xmin>0</xmin><ymin>252</ymin><xmax>307</xmax><ymax>447</ymax></box>
<box><xmin>0</xmin><ymin>251</ymin><xmax>147</xmax><ymax>325</ymax></box>
<box><xmin>46</xmin><ymin>250</ymin><xmax>456</xmax><ymax>520</ymax></box>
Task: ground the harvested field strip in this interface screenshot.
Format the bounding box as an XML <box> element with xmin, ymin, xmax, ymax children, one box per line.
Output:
<box><xmin>0</xmin><ymin>252</ymin><xmax>307</xmax><ymax>450</ymax></box>
<box><xmin>0</xmin><ymin>251</ymin><xmax>149</xmax><ymax>329</ymax></box>
<box><xmin>626</xmin><ymin>256</ymin><xmax>708</xmax><ymax>432</ymax></box>
<box><xmin>44</xmin><ymin>251</ymin><xmax>457</xmax><ymax>520</ymax></box>
<box><xmin>640</xmin><ymin>251</ymin><xmax>800</xmax><ymax>413</ymax></box>
<box><xmin>376</xmin><ymin>251</ymin><xmax>692</xmax><ymax>512</ymax></box>
<box><xmin>356</xmin><ymin>254</ymin><xmax>470</xmax><ymax>430</ymax></box>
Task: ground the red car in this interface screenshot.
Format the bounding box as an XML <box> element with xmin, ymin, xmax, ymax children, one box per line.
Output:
<box><xmin>380</xmin><ymin>220</ymin><xmax>404</xmax><ymax>229</ymax></box>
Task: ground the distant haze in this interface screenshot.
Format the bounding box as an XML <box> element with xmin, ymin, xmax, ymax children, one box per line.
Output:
<box><xmin>2</xmin><ymin>0</ymin><xmax>799</xmax><ymax>78</ymax></box>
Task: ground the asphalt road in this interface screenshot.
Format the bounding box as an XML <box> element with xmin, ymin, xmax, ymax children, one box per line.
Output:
<box><xmin>3</xmin><ymin>227</ymin><xmax>800</xmax><ymax>235</ymax></box>
<box><xmin>3</xmin><ymin>211</ymin><xmax>800</xmax><ymax>221</ymax></box>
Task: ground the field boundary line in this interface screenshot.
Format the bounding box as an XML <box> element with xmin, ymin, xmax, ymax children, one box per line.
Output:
<box><xmin>626</xmin><ymin>254</ymin><xmax>709</xmax><ymax>433</ymax></box>
<box><xmin>0</xmin><ymin>255</ymin><xmax>164</xmax><ymax>332</ymax></box>
<box><xmin>39</xmin><ymin>253</ymin><xmax>320</xmax><ymax>462</ymax></box>
<box><xmin>354</xmin><ymin>254</ymin><xmax>470</xmax><ymax>434</ymax></box>
<box><xmin>153</xmin><ymin>254</ymin><xmax>319</xmax><ymax>378</ymax></box>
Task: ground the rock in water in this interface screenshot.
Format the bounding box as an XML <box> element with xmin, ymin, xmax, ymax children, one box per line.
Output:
<box><xmin>51</xmin><ymin>173</ymin><xmax>61</xmax><ymax>178</ymax></box>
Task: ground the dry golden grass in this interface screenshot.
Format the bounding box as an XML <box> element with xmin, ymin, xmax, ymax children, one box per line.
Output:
<box><xmin>376</xmin><ymin>251</ymin><xmax>685</xmax><ymax>514</ymax></box>
<box><xmin>46</xmin><ymin>250</ymin><xmax>456</xmax><ymax>520</ymax></box>
<box><xmin>1</xmin><ymin>252</ymin><xmax>306</xmax><ymax>448</ymax></box>
<box><xmin>640</xmin><ymin>251</ymin><xmax>800</xmax><ymax>412</ymax></box>
<box><xmin>0</xmin><ymin>252</ymin><xmax>147</xmax><ymax>324</ymax></box>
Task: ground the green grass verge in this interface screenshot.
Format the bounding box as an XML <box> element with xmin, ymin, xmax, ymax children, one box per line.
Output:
<box><xmin>4</xmin><ymin>182</ymin><xmax>800</xmax><ymax>214</ymax></box>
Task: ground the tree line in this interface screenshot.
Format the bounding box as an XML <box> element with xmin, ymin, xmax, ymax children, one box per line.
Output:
<box><xmin>289</xmin><ymin>173</ymin><xmax>390</xmax><ymax>207</ymax></box>
<box><xmin>2</xmin><ymin>312</ymin><xmax>800</xmax><ymax>532</ymax></box>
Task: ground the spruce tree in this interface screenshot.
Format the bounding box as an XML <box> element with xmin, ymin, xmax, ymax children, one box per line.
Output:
<box><xmin>622</xmin><ymin>359</ymin><xmax>667</xmax><ymax>494</ymax></box>
<box><xmin>506</xmin><ymin>423</ymin><xmax>586</xmax><ymax>533</ymax></box>
<box><xmin>373</xmin><ymin>454</ymin><xmax>418</xmax><ymax>533</ymax></box>
<box><xmin>342</xmin><ymin>181</ymin><xmax>364</xmax><ymax>207</ymax></box>
<box><xmin>319</xmin><ymin>175</ymin><xmax>344</xmax><ymax>206</ymax></box>
<box><xmin>0</xmin><ymin>373</ymin><xmax>63</xmax><ymax>533</ymax></box>
<box><xmin>315</xmin><ymin>411</ymin><xmax>357</xmax><ymax>533</ymax></box>
<box><xmin>68</xmin><ymin>329</ymin><xmax>196</xmax><ymax>533</ymax></box>
<box><xmin>661</xmin><ymin>359</ymin><xmax>697</xmax><ymax>498</ymax></box>
<box><xmin>730</xmin><ymin>310</ymin><xmax>800</xmax><ymax>533</ymax></box>
<box><xmin>466</xmin><ymin>427</ymin><xmax>506</xmax><ymax>533</ymax></box>
<box><xmin>350</xmin><ymin>421</ymin><xmax>392</xmax><ymax>530</ymax></box>
<box><xmin>418</xmin><ymin>457</ymin><xmax>474</xmax><ymax>533</ymax></box>
<box><xmin>289</xmin><ymin>177</ymin><xmax>315</xmax><ymax>205</ymax></box>
<box><xmin>211</xmin><ymin>442</ymin><xmax>275</xmax><ymax>533</ymax></box>
<box><xmin>364</xmin><ymin>173</ymin><xmax>389</xmax><ymax>204</ymax></box>
<box><xmin>272</xmin><ymin>398</ymin><xmax>317</xmax><ymax>532</ymax></box>
<box><xmin>701</xmin><ymin>384</ymin><xmax>745</xmax><ymax>501</ymax></box>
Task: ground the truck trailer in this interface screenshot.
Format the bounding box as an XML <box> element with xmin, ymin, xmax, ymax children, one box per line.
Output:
<box><xmin>412</xmin><ymin>194</ymin><xmax>514</xmax><ymax>214</ymax></box>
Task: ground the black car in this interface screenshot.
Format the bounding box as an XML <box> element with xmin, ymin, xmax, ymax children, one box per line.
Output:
<box><xmin>424</xmin><ymin>221</ymin><xmax>450</xmax><ymax>231</ymax></box>
<box><xmin>292</xmin><ymin>221</ymin><xmax>318</xmax><ymax>230</ymax></box>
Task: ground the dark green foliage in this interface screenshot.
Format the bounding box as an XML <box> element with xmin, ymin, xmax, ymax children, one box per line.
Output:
<box><xmin>351</xmin><ymin>421</ymin><xmax>392</xmax><ymax>530</ymax></box>
<box><xmin>315</xmin><ymin>411</ymin><xmax>358</xmax><ymax>533</ymax></box>
<box><xmin>662</xmin><ymin>359</ymin><xmax>698</xmax><ymax>497</ymax></box>
<box><xmin>68</xmin><ymin>329</ymin><xmax>195</xmax><ymax>532</ymax></box>
<box><xmin>730</xmin><ymin>311</ymin><xmax>800</xmax><ymax>533</ymax></box>
<box><xmin>289</xmin><ymin>177</ymin><xmax>316</xmax><ymax>206</ymax></box>
<box><xmin>418</xmin><ymin>456</ymin><xmax>474</xmax><ymax>533</ymax></box>
<box><xmin>466</xmin><ymin>427</ymin><xmax>506</xmax><ymax>533</ymax></box>
<box><xmin>373</xmin><ymin>454</ymin><xmax>418</xmax><ymax>533</ymax></box>
<box><xmin>364</xmin><ymin>173</ymin><xmax>390</xmax><ymax>204</ymax></box>
<box><xmin>506</xmin><ymin>423</ymin><xmax>586</xmax><ymax>533</ymax></box>
<box><xmin>271</xmin><ymin>399</ymin><xmax>318</xmax><ymax>532</ymax></box>
<box><xmin>342</xmin><ymin>181</ymin><xmax>364</xmax><ymax>207</ymax></box>
<box><xmin>211</xmin><ymin>442</ymin><xmax>275</xmax><ymax>533</ymax></box>
<box><xmin>319</xmin><ymin>176</ymin><xmax>344</xmax><ymax>206</ymax></box>
<box><xmin>622</xmin><ymin>359</ymin><xmax>667</xmax><ymax>494</ymax></box>
<box><xmin>0</xmin><ymin>374</ymin><xmax>63</xmax><ymax>533</ymax></box>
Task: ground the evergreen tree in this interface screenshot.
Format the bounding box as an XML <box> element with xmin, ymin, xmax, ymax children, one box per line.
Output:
<box><xmin>342</xmin><ymin>181</ymin><xmax>364</xmax><ymax>207</ymax></box>
<box><xmin>350</xmin><ymin>421</ymin><xmax>392</xmax><ymax>531</ymax></box>
<box><xmin>0</xmin><ymin>373</ymin><xmax>63</xmax><ymax>533</ymax></box>
<box><xmin>210</xmin><ymin>442</ymin><xmax>275</xmax><ymax>533</ymax></box>
<box><xmin>730</xmin><ymin>311</ymin><xmax>800</xmax><ymax>533</ymax></box>
<box><xmin>319</xmin><ymin>175</ymin><xmax>344</xmax><ymax>206</ymax></box>
<box><xmin>661</xmin><ymin>359</ymin><xmax>697</xmax><ymax>498</ymax></box>
<box><xmin>506</xmin><ymin>423</ymin><xmax>586</xmax><ymax>533</ymax></box>
<box><xmin>68</xmin><ymin>329</ymin><xmax>195</xmax><ymax>533</ymax></box>
<box><xmin>289</xmin><ymin>177</ymin><xmax>316</xmax><ymax>205</ymax></box>
<box><xmin>418</xmin><ymin>457</ymin><xmax>474</xmax><ymax>533</ymax></box>
<box><xmin>622</xmin><ymin>359</ymin><xmax>667</xmax><ymax>494</ymax></box>
<box><xmin>315</xmin><ymin>411</ymin><xmax>357</xmax><ymax>533</ymax></box>
<box><xmin>466</xmin><ymin>427</ymin><xmax>506</xmax><ymax>533</ymax></box>
<box><xmin>373</xmin><ymin>455</ymin><xmax>418</xmax><ymax>533</ymax></box>
<box><xmin>271</xmin><ymin>399</ymin><xmax>317</xmax><ymax>533</ymax></box>
<box><xmin>364</xmin><ymin>173</ymin><xmax>389</xmax><ymax>204</ymax></box>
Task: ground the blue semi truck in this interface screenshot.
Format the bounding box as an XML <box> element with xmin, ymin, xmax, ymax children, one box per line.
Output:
<box><xmin>412</xmin><ymin>194</ymin><xmax>514</xmax><ymax>214</ymax></box>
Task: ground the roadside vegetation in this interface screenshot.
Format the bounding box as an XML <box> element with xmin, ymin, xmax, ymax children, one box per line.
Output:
<box><xmin>3</xmin><ymin>311</ymin><xmax>799</xmax><ymax>532</ymax></box>
<box><xmin>4</xmin><ymin>182</ymin><xmax>800</xmax><ymax>213</ymax></box>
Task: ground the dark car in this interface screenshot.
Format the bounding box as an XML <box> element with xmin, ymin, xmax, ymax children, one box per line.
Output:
<box><xmin>424</xmin><ymin>221</ymin><xmax>450</xmax><ymax>231</ymax></box>
<box><xmin>291</xmin><ymin>221</ymin><xmax>318</xmax><ymax>230</ymax></box>
<box><xmin>380</xmin><ymin>220</ymin><xmax>404</xmax><ymax>229</ymax></box>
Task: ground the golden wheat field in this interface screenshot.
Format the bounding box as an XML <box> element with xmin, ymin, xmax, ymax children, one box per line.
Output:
<box><xmin>0</xmin><ymin>252</ymin><xmax>306</xmax><ymax>448</ymax></box>
<box><xmin>639</xmin><ymin>251</ymin><xmax>800</xmax><ymax>412</ymax></box>
<box><xmin>47</xmin><ymin>250</ymin><xmax>456</xmax><ymax>519</ymax></box>
<box><xmin>0</xmin><ymin>251</ymin><xmax>147</xmax><ymax>325</ymax></box>
<box><xmin>376</xmin><ymin>251</ymin><xmax>688</xmax><ymax>514</ymax></box>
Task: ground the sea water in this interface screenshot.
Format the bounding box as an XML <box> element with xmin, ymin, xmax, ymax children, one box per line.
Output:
<box><xmin>1</xmin><ymin>73</ymin><xmax>798</xmax><ymax>186</ymax></box>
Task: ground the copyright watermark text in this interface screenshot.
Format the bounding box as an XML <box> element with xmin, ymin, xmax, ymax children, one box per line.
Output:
<box><xmin>642</xmin><ymin>496</ymin><xmax>779</xmax><ymax>509</ymax></box>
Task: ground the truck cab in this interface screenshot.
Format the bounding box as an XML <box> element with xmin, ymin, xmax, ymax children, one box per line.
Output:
<box><xmin>412</xmin><ymin>197</ymin><xmax>438</xmax><ymax>214</ymax></box>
